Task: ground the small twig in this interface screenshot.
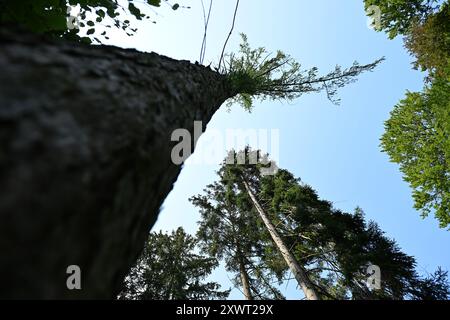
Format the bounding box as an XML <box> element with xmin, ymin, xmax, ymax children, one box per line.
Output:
<box><xmin>218</xmin><ymin>0</ymin><xmax>240</xmax><ymax>71</ymax></box>
<box><xmin>199</xmin><ymin>0</ymin><xmax>213</xmax><ymax>64</ymax></box>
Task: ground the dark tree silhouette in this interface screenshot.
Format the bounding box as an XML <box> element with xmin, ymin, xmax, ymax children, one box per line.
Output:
<box><xmin>118</xmin><ymin>228</ymin><xmax>229</xmax><ymax>300</ymax></box>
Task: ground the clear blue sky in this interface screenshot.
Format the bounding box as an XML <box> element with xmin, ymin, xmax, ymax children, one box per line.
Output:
<box><xmin>105</xmin><ymin>0</ymin><xmax>449</xmax><ymax>299</ymax></box>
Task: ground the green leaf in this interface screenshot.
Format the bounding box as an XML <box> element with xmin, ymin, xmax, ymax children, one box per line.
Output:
<box><xmin>80</xmin><ymin>36</ymin><xmax>92</xmax><ymax>44</ymax></box>
<box><xmin>147</xmin><ymin>0</ymin><xmax>161</xmax><ymax>7</ymax></box>
<box><xmin>96</xmin><ymin>9</ymin><xmax>106</xmax><ymax>18</ymax></box>
<box><xmin>128</xmin><ymin>3</ymin><xmax>143</xmax><ymax>20</ymax></box>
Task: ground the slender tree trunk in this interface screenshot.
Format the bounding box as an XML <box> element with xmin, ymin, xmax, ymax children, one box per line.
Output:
<box><xmin>0</xmin><ymin>27</ymin><xmax>234</xmax><ymax>298</ymax></box>
<box><xmin>238</xmin><ymin>257</ymin><xmax>253</xmax><ymax>300</ymax></box>
<box><xmin>233</xmin><ymin>218</ymin><xmax>253</xmax><ymax>300</ymax></box>
<box><xmin>241</xmin><ymin>177</ymin><xmax>320</xmax><ymax>300</ymax></box>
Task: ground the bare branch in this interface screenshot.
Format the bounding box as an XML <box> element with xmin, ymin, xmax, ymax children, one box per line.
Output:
<box><xmin>218</xmin><ymin>0</ymin><xmax>240</xmax><ymax>71</ymax></box>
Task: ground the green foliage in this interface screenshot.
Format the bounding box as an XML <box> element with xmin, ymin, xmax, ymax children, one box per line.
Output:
<box><xmin>408</xmin><ymin>267</ymin><xmax>450</xmax><ymax>300</ymax></box>
<box><xmin>222</xmin><ymin>34</ymin><xmax>384</xmax><ymax>111</ymax></box>
<box><xmin>381</xmin><ymin>68</ymin><xmax>450</xmax><ymax>228</ymax></box>
<box><xmin>365</xmin><ymin>1</ymin><xmax>449</xmax><ymax>229</ymax></box>
<box><xmin>0</xmin><ymin>0</ymin><xmax>68</xmax><ymax>34</ymax></box>
<box><xmin>190</xmin><ymin>158</ymin><xmax>285</xmax><ymax>300</ymax></box>
<box><xmin>404</xmin><ymin>3</ymin><xmax>450</xmax><ymax>75</ymax></box>
<box><xmin>0</xmin><ymin>0</ymin><xmax>186</xmax><ymax>43</ymax></box>
<box><xmin>261</xmin><ymin>162</ymin><xmax>449</xmax><ymax>299</ymax></box>
<box><xmin>363</xmin><ymin>0</ymin><xmax>439</xmax><ymax>38</ymax></box>
<box><xmin>257</xmin><ymin>169</ymin><xmax>415</xmax><ymax>299</ymax></box>
<box><xmin>118</xmin><ymin>227</ymin><xmax>229</xmax><ymax>300</ymax></box>
<box><xmin>197</xmin><ymin>149</ymin><xmax>450</xmax><ymax>299</ymax></box>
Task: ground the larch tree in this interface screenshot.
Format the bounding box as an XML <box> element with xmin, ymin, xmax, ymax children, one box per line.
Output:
<box><xmin>0</xmin><ymin>1</ymin><xmax>382</xmax><ymax>298</ymax></box>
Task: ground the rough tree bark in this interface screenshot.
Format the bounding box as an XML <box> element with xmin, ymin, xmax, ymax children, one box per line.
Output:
<box><xmin>241</xmin><ymin>177</ymin><xmax>320</xmax><ymax>300</ymax></box>
<box><xmin>0</xmin><ymin>27</ymin><xmax>235</xmax><ymax>299</ymax></box>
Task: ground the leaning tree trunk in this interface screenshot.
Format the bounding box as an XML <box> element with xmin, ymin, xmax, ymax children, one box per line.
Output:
<box><xmin>0</xmin><ymin>27</ymin><xmax>235</xmax><ymax>299</ymax></box>
<box><xmin>241</xmin><ymin>178</ymin><xmax>320</xmax><ymax>300</ymax></box>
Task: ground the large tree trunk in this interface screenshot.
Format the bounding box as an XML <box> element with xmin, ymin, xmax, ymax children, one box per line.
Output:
<box><xmin>241</xmin><ymin>178</ymin><xmax>320</xmax><ymax>300</ymax></box>
<box><xmin>0</xmin><ymin>27</ymin><xmax>234</xmax><ymax>299</ymax></box>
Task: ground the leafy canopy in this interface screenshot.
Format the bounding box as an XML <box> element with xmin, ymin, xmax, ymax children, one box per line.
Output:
<box><xmin>0</xmin><ymin>0</ymin><xmax>186</xmax><ymax>43</ymax></box>
<box><xmin>194</xmin><ymin>149</ymin><xmax>450</xmax><ymax>299</ymax></box>
<box><xmin>381</xmin><ymin>67</ymin><xmax>450</xmax><ymax>228</ymax></box>
<box><xmin>363</xmin><ymin>0</ymin><xmax>439</xmax><ymax>38</ymax></box>
<box><xmin>364</xmin><ymin>0</ymin><xmax>450</xmax><ymax>229</ymax></box>
<box><xmin>404</xmin><ymin>3</ymin><xmax>450</xmax><ymax>75</ymax></box>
